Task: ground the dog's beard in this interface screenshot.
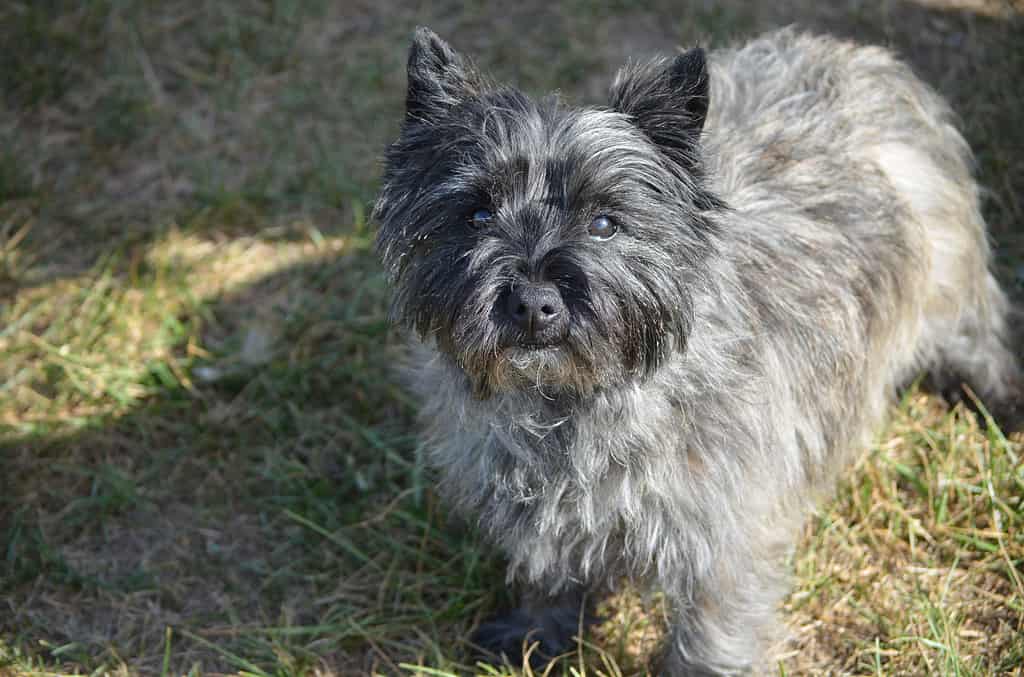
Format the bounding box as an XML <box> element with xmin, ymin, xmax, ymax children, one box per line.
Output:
<box><xmin>490</xmin><ymin>344</ymin><xmax>593</xmax><ymax>394</ymax></box>
<box><xmin>443</xmin><ymin>326</ymin><xmax>605</xmax><ymax>399</ymax></box>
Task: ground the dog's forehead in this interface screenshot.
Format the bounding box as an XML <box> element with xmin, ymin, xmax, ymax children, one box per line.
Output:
<box><xmin>476</xmin><ymin>102</ymin><xmax>638</xmax><ymax>163</ymax></box>
<box><xmin>466</xmin><ymin>99</ymin><xmax>651</xmax><ymax>202</ymax></box>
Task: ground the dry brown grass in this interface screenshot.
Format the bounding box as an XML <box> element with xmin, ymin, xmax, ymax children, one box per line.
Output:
<box><xmin>1</xmin><ymin>1</ymin><xmax>1022</xmax><ymax>675</ymax></box>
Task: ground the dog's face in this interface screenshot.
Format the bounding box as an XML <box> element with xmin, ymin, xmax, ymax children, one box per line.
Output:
<box><xmin>375</xmin><ymin>28</ymin><xmax>719</xmax><ymax>397</ymax></box>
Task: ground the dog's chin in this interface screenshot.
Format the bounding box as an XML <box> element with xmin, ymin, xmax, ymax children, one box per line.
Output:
<box><xmin>499</xmin><ymin>344</ymin><xmax>569</xmax><ymax>384</ymax></box>
<box><xmin>468</xmin><ymin>342</ymin><xmax>599</xmax><ymax>397</ymax></box>
<box><xmin>504</xmin><ymin>343</ymin><xmax>566</xmax><ymax>370</ymax></box>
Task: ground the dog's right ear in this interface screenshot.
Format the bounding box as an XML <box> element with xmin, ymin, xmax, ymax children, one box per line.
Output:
<box><xmin>406</xmin><ymin>27</ymin><xmax>474</xmax><ymax>122</ymax></box>
<box><xmin>609</xmin><ymin>48</ymin><xmax>709</xmax><ymax>174</ymax></box>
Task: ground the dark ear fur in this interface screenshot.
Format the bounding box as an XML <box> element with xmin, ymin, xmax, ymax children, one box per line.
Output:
<box><xmin>609</xmin><ymin>48</ymin><xmax>709</xmax><ymax>174</ymax></box>
<box><xmin>406</xmin><ymin>27</ymin><xmax>476</xmax><ymax>122</ymax></box>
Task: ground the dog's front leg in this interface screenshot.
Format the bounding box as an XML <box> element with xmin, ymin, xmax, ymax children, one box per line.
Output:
<box><xmin>659</xmin><ymin>562</ymin><xmax>787</xmax><ymax>676</ymax></box>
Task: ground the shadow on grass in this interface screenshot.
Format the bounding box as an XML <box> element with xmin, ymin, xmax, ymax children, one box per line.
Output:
<box><xmin>0</xmin><ymin>250</ymin><xmax>510</xmax><ymax>675</ymax></box>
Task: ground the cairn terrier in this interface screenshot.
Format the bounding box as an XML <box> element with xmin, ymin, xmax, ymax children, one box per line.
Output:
<box><xmin>373</xmin><ymin>27</ymin><xmax>1022</xmax><ymax>675</ymax></box>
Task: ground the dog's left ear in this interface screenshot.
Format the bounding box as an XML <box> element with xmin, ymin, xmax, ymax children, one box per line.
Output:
<box><xmin>406</xmin><ymin>27</ymin><xmax>475</xmax><ymax>123</ymax></box>
<box><xmin>609</xmin><ymin>48</ymin><xmax>709</xmax><ymax>173</ymax></box>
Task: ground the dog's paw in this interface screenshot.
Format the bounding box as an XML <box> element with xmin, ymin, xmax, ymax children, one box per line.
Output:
<box><xmin>994</xmin><ymin>395</ymin><xmax>1024</xmax><ymax>438</ymax></box>
<box><xmin>472</xmin><ymin>605</ymin><xmax>594</xmax><ymax>669</ymax></box>
<box><xmin>979</xmin><ymin>380</ymin><xmax>1024</xmax><ymax>437</ymax></box>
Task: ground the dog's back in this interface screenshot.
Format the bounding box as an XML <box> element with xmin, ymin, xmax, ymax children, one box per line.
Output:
<box><xmin>703</xmin><ymin>30</ymin><xmax>1020</xmax><ymax>462</ymax></box>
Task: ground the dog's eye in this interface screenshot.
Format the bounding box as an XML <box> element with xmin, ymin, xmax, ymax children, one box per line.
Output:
<box><xmin>469</xmin><ymin>208</ymin><xmax>494</xmax><ymax>227</ymax></box>
<box><xmin>588</xmin><ymin>215</ymin><xmax>617</xmax><ymax>241</ymax></box>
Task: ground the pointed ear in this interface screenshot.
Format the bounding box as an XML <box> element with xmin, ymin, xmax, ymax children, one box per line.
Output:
<box><xmin>609</xmin><ymin>48</ymin><xmax>709</xmax><ymax>172</ymax></box>
<box><xmin>406</xmin><ymin>27</ymin><xmax>475</xmax><ymax>122</ymax></box>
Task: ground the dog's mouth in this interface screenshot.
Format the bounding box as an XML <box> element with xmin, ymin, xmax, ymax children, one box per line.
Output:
<box><xmin>449</xmin><ymin>311</ymin><xmax>601</xmax><ymax>394</ymax></box>
<box><xmin>491</xmin><ymin>324</ymin><xmax>567</xmax><ymax>353</ymax></box>
<box><xmin>499</xmin><ymin>335</ymin><xmax>563</xmax><ymax>357</ymax></box>
<box><xmin>512</xmin><ymin>340</ymin><xmax>563</xmax><ymax>352</ymax></box>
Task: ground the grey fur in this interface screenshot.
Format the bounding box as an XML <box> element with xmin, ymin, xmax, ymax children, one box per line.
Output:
<box><xmin>374</xmin><ymin>27</ymin><xmax>1023</xmax><ymax>675</ymax></box>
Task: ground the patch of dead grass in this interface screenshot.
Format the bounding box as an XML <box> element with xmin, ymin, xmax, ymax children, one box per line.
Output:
<box><xmin>784</xmin><ymin>393</ymin><xmax>1024</xmax><ymax>675</ymax></box>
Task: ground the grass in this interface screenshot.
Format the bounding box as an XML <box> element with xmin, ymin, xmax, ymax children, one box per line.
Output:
<box><xmin>1</xmin><ymin>0</ymin><xmax>1022</xmax><ymax>675</ymax></box>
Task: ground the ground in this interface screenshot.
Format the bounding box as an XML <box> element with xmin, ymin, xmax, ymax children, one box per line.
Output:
<box><xmin>1</xmin><ymin>1</ymin><xmax>1022</xmax><ymax>675</ymax></box>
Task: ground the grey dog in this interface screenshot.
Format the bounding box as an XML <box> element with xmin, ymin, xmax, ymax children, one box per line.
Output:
<box><xmin>373</xmin><ymin>26</ymin><xmax>1023</xmax><ymax>675</ymax></box>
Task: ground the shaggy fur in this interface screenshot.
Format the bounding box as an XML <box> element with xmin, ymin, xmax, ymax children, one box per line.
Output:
<box><xmin>373</xmin><ymin>27</ymin><xmax>1023</xmax><ymax>675</ymax></box>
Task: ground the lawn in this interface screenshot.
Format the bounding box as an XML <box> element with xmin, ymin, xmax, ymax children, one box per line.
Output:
<box><xmin>1</xmin><ymin>1</ymin><xmax>1022</xmax><ymax>675</ymax></box>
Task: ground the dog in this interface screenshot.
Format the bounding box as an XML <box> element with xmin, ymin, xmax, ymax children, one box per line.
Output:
<box><xmin>373</xmin><ymin>26</ymin><xmax>1023</xmax><ymax>675</ymax></box>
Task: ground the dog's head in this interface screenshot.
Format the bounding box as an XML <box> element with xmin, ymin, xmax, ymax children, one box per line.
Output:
<box><xmin>375</xmin><ymin>28</ymin><xmax>720</xmax><ymax>397</ymax></box>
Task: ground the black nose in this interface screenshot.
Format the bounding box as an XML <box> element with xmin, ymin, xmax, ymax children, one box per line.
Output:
<box><xmin>505</xmin><ymin>283</ymin><xmax>567</xmax><ymax>342</ymax></box>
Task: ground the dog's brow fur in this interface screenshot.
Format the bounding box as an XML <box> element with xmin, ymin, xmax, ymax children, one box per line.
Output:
<box><xmin>374</xmin><ymin>27</ymin><xmax>1023</xmax><ymax>674</ymax></box>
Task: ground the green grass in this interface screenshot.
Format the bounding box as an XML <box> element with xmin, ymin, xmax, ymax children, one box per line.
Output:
<box><xmin>1</xmin><ymin>1</ymin><xmax>1022</xmax><ymax>675</ymax></box>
